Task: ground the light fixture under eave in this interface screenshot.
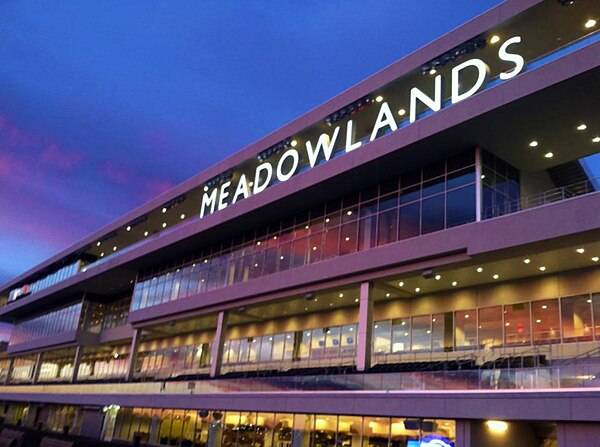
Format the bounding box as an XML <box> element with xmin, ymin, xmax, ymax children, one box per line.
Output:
<box><xmin>162</xmin><ymin>207</ymin><xmax>167</xmax><ymax>213</ymax></box>
<box><xmin>291</xmin><ymin>140</ymin><xmax>298</xmax><ymax>147</ymax></box>
<box><xmin>126</xmin><ymin>226</ymin><xmax>131</xmax><ymax>231</ymax></box>
<box><xmin>577</xmin><ymin>248</ymin><xmax>585</xmax><ymax>254</ymax></box>
<box><xmin>162</xmin><ymin>222</ymin><xmax>167</xmax><ymax>228</ymax></box>
<box><xmin>592</xmin><ymin>257</ymin><xmax>599</xmax><ymax>262</ymax></box>
<box><xmin>577</xmin><ymin>123</ymin><xmax>587</xmax><ymax>130</ymax></box>
<box><xmin>593</xmin><ymin>137</ymin><xmax>600</xmax><ymax>143</ymax></box>
<box><xmin>452</xmin><ymin>281</ymin><xmax>458</xmax><ymax>287</ymax></box>
<box><xmin>476</xmin><ymin>267</ymin><xmax>483</xmax><ymax>273</ymax></box>
<box><xmin>415</xmin><ymin>287</ymin><xmax>421</xmax><ymax>293</ymax></box>
<box><xmin>529</xmin><ymin>140</ymin><xmax>538</xmax><ymax>147</ymax></box>
<box><xmin>398</xmin><ymin>281</ymin><xmax>404</xmax><ymax>287</ymax></box>
<box><xmin>493</xmin><ymin>274</ymin><xmax>499</xmax><ymax>280</ymax></box>
<box><xmin>96</xmin><ymin>241</ymin><xmax>101</xmax><ymax>247</ymax></box>
<box><xmin>398</xmin><ymin>108</ymin><xmax>406</xmax><ymax>116</ymax></box>
<box><xmin>585</xmin><ymin>19</ymin><xmax>597</xmax><ymax>29</ymax></box>
<box><xmin>539</xmin><ymin>266</ymin><xmax>546</xmax><ymax>271</ymax></box>
<box><xmin>375</xmin><ymin>95</ymin><xmax>383</xmax><ymax>103</ymax></box>
<box><xmin>544</xmin><ymin>152</ymin><xmax>554</xmax><ymax>158</ymax></box>
<box><xmin>523</xmin><ymin>258</ymin><xmax>531</xmax><ymax>264</ymax></box>
<box><xmin>490</xmin><ymin>35</ymin><xmax>500</xmax><ymax>44</ymax></box>
<box><xmin>144</xmin><ymin>231</ymin><xmax>149</xmax><ymax>237</ymax></box>
<box><xmin>434</xmin><ymin>274</ymin><xmax>441</xmax><ymax>280</ymax></box>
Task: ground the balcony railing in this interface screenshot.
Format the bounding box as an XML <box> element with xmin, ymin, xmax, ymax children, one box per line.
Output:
<box><xmin>484</xmin><ymin>177</ymin><xmax>598</xmax><ymax>219</ymax></box>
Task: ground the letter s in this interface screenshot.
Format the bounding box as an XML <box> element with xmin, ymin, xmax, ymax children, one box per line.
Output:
<box><xmin>499</xmin><ymin>36</ymin><xmax>525</xmax><ymax>80</ymax></box>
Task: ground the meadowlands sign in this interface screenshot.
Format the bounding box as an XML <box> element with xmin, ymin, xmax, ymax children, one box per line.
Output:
<box><xmin>200</xmin><ymin>36</ymin><xmax>526</xmax><ymax>219</ymax></box>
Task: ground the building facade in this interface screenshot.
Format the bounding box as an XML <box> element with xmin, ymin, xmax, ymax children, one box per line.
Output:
<box><xmin>1</xmin><ymin>0</ymin><xmax>600</xmax><ymax>445</ymax></box>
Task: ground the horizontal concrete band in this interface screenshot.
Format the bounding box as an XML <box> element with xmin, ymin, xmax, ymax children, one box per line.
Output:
<box><xmin>2</xmin><ymin>387</ymin><xmax>600</xmax><ymax>422</ymax></box>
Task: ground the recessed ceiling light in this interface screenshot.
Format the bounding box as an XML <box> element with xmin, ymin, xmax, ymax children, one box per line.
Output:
<box><xmin>542</xmin><ymin>305</ymin><xmax>547</xmax><ymax>309</ymax></box>
<box><xmin>374</xmin><ymin>324</ymin><xmax>379</xmax><ymax>329</ymax></box>
<box><xmin>162</xmin><ymin>207</ymin><xmax>167</xmax><ymax>213</ymax></box>
<box><xmin>435</xmin><ymin>274</ymin><xmax>441</xmax><ymax>280</ymax></box>
<box><xmin>490</xmin><ymin>35</ymin><xmax>500</xmax><ymax>44</ymax></box>
<box><xmin>577</xmin><ymin>248</ymin><xmax>585</xmax><ymax>254</ymax></box>
<box><xmin>113</xmin><ymin>246</ymin><xmax>117</xmax><ymax>251</ymax></box>
<box><xmin>126</xmin><ymin>226</ymin><xmax>131</xmax><ymax>231</ymax></box>
<box><xmin>203</xmin><ymin>186</ymin><xmax>209</xmax><ymax>192</ymax></box>
<box><xmin>529</xmin><ymin>140</ymin><xmax>538</xmax><ymax>147</ymax></box>
<box><xmin>577</xmin><ymin>124</ymin><xmax>587</xmax><ymax>131</ymax></box>
<box><xmin>100</xmin><ymin>252</ymin><xmax>105</xmax><ymax>257</ymax></box>
<box><xmin>536</xmin><ymin>319</ymin><xmax>542</xmax><ymax>324</ymax></box>
<box><xmin>592</xmin><ymin>257</ymin><xmax>599</xmax><ymax>262</ymax></box>
<box><xmin>399</xmin><ymin>281</ymin><xmax>404</xmax><ymax>287</ymax></box>
<box><xmin>587</xmin><ymin>299</ymin><xmax>593</xmax><ymax>304</ymax></box>
<box><xmin>385</xmin><ymin>292</ymin><xmax>391</xmax><ymax>298</ymax></box>
<box><xmin>481</xmin><ymin>174</ymin><xmax>486</xmax><ymax>179</ymax></box>
<box><xmin>291</xmin><ymin>140</ymin><xmax>298</xmax><ymax>147</ymax></box>
<box><xmin>465</xmin><ymin>314</ymin><xmax>470</xmax><ymax>318</ymax></box>
<box><xmin>347</xmin><ymin>210</ymin><xmax>353</xmax><ymax>216</ymax></box>
<box><xmin>398</xmin><ymin>109</ymin><xmax>406</xmax><ymax>116</ymax></box>
<box><xmin>415</xmin><ymin>287</ymin><xmax>420</xmax><ymax>293</ymax></box>
<box><xmin>452</xmin><ymin>281</ymin><xmax>458</xmax><ymax>287</ymax></box>
<box><xmin>354</xmin><ymin>298</ymin><xmax>359</xmax><ymax>302</ymax></box>
<box><xmin>585</xmin><ymin>19</ymin><xmax>597</xmax><ymax>29</ymax></box>
<box><xmin>429</xmin><ymin>68</ymin><xmax>437</xmax><ymax>75</ymax></box>
<box><xmin>345</xmin><ymin>236</ymin><xmax>350</xmax><ymax>241</ymax></box>
<box><xmin>339</xmin><ymin>293</ymin><xmax>344</xmax><ymax>298</ymax></box>
<box><xmin>505</xmin><ymin>322</ymin><xmax>510</xmax><ymax>327</ymax></box>
<box><xmin>375</xmin><ymin>95</ymin><xmax>383</xmax><ymax>103</ymax></box>
<box><xmin>256</xmin><ymin>241</ymin><xmax>261</xmax><ymax>245</ymax></box>
<box><xmin>180</xmin><ymin>214</ymin><xmax>185</xmax><ymax>220</ymax></box>
<box><xmin>144</xmin><ymin>231</ymin><xmax>149</xmax><ymax>237</ymax></box>
<box><xmin>162</xmin><ymin>222</ymin><xmax>167</xmax><ymax>228</ymax></box>
<box><xmin>476</xmin><ymin>267</ymin><xmax>483</xmax><ymax>273</ymax></box>
<box><xmin>329</xmin><ymin>303</ymin><xmax>333</xmax><ymax>307</ymax></box>
<box><xmin>96</xmin><ymin>241</ymin><xmax>101</xmax><ymax>246</ymax></box>
<box><xmin>539</xmin><ymin>266</ymin><xmax>546</xmax><ymax>271</ymax></box>
<box><xmin>593</xmin><ymin>137</ymin><xmax>600</xmax><ymax>143</ymax></box>
<box><xmin>544</xmin><ymin>152</ymin><xmax>554</xmax><ymax>158</ymax></box>
<box><xmin>523</xmin><ymin>258</ymin><xmax>531</xmax><ymax>264</ymax></box>
<box><xmin>493</xmin><ymin>274</ymin><xmax>499</xmax><ymax>280</ymax></box>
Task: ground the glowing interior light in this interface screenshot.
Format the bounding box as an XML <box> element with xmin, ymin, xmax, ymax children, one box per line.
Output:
<box><xmin>486</xmin><ymin>420</ymin><xmax>508</xmax><ymax>433</ymax></box>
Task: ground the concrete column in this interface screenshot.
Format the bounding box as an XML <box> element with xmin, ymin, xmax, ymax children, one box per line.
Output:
<box><xmin>125</xmin><ymin>328</ymin><xmax>141</xmax><ymax>381</ymax></box>
<box><xmin>31</xmin><ymin>352</ymin><xmax>43</xmax><ymax>384</ymax></box>
<box><xmin>71</xmin><ymin>345</ymin><xmax>84</xmax><ymax>383</ymax></box>
<box><xmin>210</xmin><ymin>311</ymin><xmax>229</xmax><ymax>378</ymax></box>
<box><xmin>79</xmin><ymin>406</ymin><xmax>104</xmax><ymax>439</ymax></box>
<box><xmin>4</xmin><ymin>358</ymin><xmax>14</xmax><ymax>385</ymax></box>
<box><xmin>356</xmin><ymin>281</ymin><xmax>373</xmax><ymax>372</ymax></box>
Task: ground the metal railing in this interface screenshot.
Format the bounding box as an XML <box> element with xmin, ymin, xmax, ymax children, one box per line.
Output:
<box><xmin>484</xmin><ymin>177</ymin><xmax>598</xmax><ymax>220</ymax></box>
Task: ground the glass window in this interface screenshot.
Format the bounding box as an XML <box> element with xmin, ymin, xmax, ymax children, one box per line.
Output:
<box><xmin>446</xmin><ymin>185</ymin><xmax>475</xmax><ymax>228</ymax></box>
<box><xmin>593</xmin><ymin>293</ymin><xmax>600</xmax><ymax>338</ymax></box>
<box><xmin>340</xmin><ymin>324</ymin><xmax>356</xmax><ymax>357</ymax></box>
<box><xmin>299</xmin><ymin>330</ymin><xmax>311</xmax><ymax>360</ymax></box>
<box><xmin>363</xmin><ymin>416</ymin><xmax>390</xmax><ymax>447</ymax></box>
<box><xmin>338</xmin><ymin>415</ymin><xmax>362</xmax><ymax>447</ymax></box>
<box><xmin>398</xmin><ymin>202</ymin><xmax>420</xmax><ymax>240</ymax></box>
<box><xmin>311</xmin><ymin>329</ymin><xmax>326</xmax><ymax>360</ymax></box>
<box><xmin>271</xmin><ymin>334</ymin><xmax>285</xmax><ymax>362</ymax></box>
<box><xmin>259</xmin><ymin>336</ymin><xmax>273</xmax><ymax>363</ymax></box>
<box><xmin>422</xmin><ymin>195</ymin><xmax>445</xmax><ymax>234</ymax></box>
<box><xmin>377</xmin><ymin>209</ymin><xmax>398</xmax><ymax>247</ymax></box>
<box><xmin>373</xmin><ymin>320</ymin><xmax>391</xmax><ymax>355</ymax></box>
<box><xmin>324</xmin><ymin>326</ymin><xmax>340</xmax><ymax>358</ymax></box>
<box><xmin>411</xmin><ymin>315</ymin><xmax>431</xmax><ymax>351</ymax></box>
<box><xmin>455</xmin><ymin>310</ymin><xmax>477</xmax><ymax>350</ymax></box>
<box><xmin>561</xmin><ymin>295</ymin><xmax>593</xmax><ymax>341</ymax></box>
<box><xmin>532</xmin><ymin>299</ymin><xmax>561</xmax><ymax>344</ymax></box>
<box><xmin>479</xmin><ymin>306</ymin><xmax>502</xmax><ymax>349</ymax></box>
<box><xmin>504</xmin><ymin>302</ymin><xmax>531</xmax><ymax>346</ymax></box>
<box><xmin>391</xmin><ymin>318</ymin><xmax>410</xmax><ymax>353</ymax></box>
<box><xmin>432</xmin><ymin>313</ymin><xmax>452</xmax><ymax>352</ymax></box>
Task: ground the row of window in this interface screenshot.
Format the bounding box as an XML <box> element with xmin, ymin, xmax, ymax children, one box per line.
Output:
<box><xmin>85</xmin><ymin>298</ymin><xmax>130</xmax><ymax>333</ymax></box>
<box><xmin>111</xmin><ymin>407</ymin><xmax>455</xmax><ymax>447</ymax></box>
<box><xmin>8</xmin><ymin>260</ymin><xmax>81</xmax><ymax>303</ymax></box>
<box><xmin>137</xmin><ymin>343</ymin><xmax>211</xmax><ymax>377</ymax></box>
<box><xmin>9</xmin><ymin>302</ymin><xmax>83</xmax><ymax>346</ymax></box>
<box><xmin>132</xmin><ymin>151</ymin><xmax>480</xmax><ymax>311</ymax></box>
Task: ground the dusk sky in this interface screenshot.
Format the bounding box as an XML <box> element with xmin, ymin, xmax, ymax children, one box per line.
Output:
<box><xmin>1</xmin><ymin>0</ymin><xmax>553</xmax><ymax>287</ymax></box>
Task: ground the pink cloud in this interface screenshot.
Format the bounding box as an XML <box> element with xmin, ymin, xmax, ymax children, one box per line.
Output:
<box><xmin>41</xmin><ymin>144</ymin><xmax>83</xmax><ymax>170</ymax></box>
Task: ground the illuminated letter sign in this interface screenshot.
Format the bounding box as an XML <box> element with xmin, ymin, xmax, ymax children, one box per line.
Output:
<box><xmin>200</xmin><ymin>36</ymin><xmax>525</xmax><ymax>219</ymax></box>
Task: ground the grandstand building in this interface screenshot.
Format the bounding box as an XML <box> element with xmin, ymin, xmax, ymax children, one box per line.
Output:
<box><xmin>1</xmin><ymin>0</ymin><xmax>600</xmax><ymax>445</ymax></box>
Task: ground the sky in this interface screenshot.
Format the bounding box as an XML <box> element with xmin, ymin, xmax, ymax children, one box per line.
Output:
<box><xmin>0</xmin><ymin>0</ymin><xmax>530</xmax><ymax>286</ymax></box>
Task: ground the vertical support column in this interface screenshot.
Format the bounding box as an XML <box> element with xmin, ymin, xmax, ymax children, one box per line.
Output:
<box><xmin>475</xmin><ymin>146</ymin><xmax>483</xmax><ymax>222</ymax></box>
<box><xmin>71</xmin><ymin>345</ymin><xmax>84</xmax><ymax>383</ymax></box>
<box><xmin>31</xmin><ymin>352</ymin><xmax>43</xmax><ymax>384</ymax></box>
<box><xmin>356</xmin><ymin>281</ymin><xmax>373</xmax><ymax>372</ymax></box>
<box><xmin>210</xmin><ymin>311</ymin><xmax>229</xmax><ymax>378</ymax></box>
<box><xmin>125</xmin><ymin>329</ymin><xmax>141</xmax><ymax>382</ymax></box>
<box><xmin>4</xmin><ymin>358</ymin><xmax>14</xmax><ymax>385</ymax></box>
